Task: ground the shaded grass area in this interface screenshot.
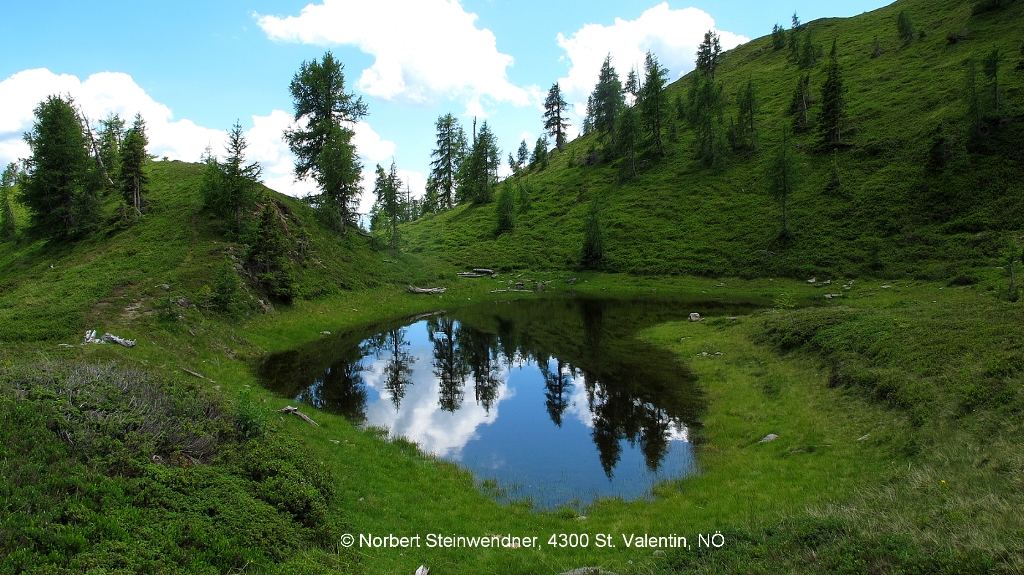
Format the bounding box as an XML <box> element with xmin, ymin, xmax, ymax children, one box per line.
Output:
<box><xmin>0</xmin><ymin>361</ymin><xmax>356</xmax><ymax>574</ymax></box>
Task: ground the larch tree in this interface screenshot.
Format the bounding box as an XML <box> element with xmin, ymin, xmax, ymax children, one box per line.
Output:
<box><xmin>767</xmin><ymin>126</ymin><xmax>798</xmax><ymax>239</ymax></box>
<box><xmin>97</xmin><ymin>113</ymin><xmax>125</xmax><ymax>192</ymax></box>
<box><xmin>586</xmin><ymin>55</ymin><xmax>624</xmax><ymax>138</ymax></box>
<box><xmin>543</xmin><ymin>83</ymin><xmax>571</xmax><ymax>151</ymax></box>
<box><xmin>736</xmin><ymin>78</ymin><xmax>758</xmax><ymax>150</ymax></box>
<box><xmin>462</xmin><ymin>121</ymin><xmax>499</xmax><ymax>204</ymax></box>
<box><xmin>819</xmin><ymin>39</ymin><xmax>847</xmax><ymax>145</ymax></box>
<box><xmin>580</xmin><ymin>195</ymin><xmax>605</xmax><ymax>269</ymax></box>
<box><xmin>371</xmin><ymin>161</ymin><xmax>401</xmax><ymax>251</ymax></box>
<box><xmin>789</xmin><ymin>73</ymin><xmax>812</xmax><ymax>131</ymax></box>
<box><xmin>530</xmin><ymin>135</ymin><xmax>549</xmax><ymax>170</ymax></box>
<box><xmin>772</xmin><ymin>23</ymin><xmax>787</xmax><ymax>51</ymax></box>
<box><xmin>201</xmin><ymin>121</ymin><xmax>262</xmax><ymax>234</ymax></box>
<box><xmin>688</xmin><ymin>32</ymin><xmax>726</xmax><ymax>166</ymax></box>
<box><xmin>284</xmin><ymin>52</ymin><xmax>366</xmax><ymax>235</ymax></box>
<box><xmin>19</xmin><ymin>94</ymin><xmax>101</xmax><ymax>240</ymax></box>
<box><xmin>639</xmin><ymin>51</ymin><xmax>669</xmax><ymax>156</ymax></box>
<box><xmin>1</xmin><ymin>162</ymin><xmax>17</xmax><ymax>238</ymax></box>
<box><xmin>118</xmin><ymin>113</ymin><xmax>148</xmax><ymax>216</ymax></box>
<box><xmin>516</xmin><ymin>140</ymin><xmax>530</xmax><ymax>171</ymax></box>
<box><xmin>429</xmin><ymin>113</ymin><xmax>467</xmax><ymax>210</ymax></box>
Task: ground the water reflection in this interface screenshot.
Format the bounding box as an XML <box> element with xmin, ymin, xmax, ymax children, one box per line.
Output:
<box><xmin>258</xmin><ymin>297</ymin><xmax>757</xmax><ymax>507</ymax></box>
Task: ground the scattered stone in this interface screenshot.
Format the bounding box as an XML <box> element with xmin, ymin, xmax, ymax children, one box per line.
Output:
<box><xmin>823</xmin><ymin>279</ymin><xmax>831</xmax><ymax>285</ymax></box>
<box><xmin>159</xmin><ymin>284</ymin><xmax>170</xmax><ymax>290</ymax></box>
<box><xmin>415</xmin><ymin>566</ymin><xmax>430</xmax><ymax>575</ymax></box>
<box><xmin>701</xmin><ymin>352</ymin><xmax>709</xmax><ymax>356</ymax></box>
<box><xmin>321</xmin><ymin>331</ymin><xmax>331</xmax><ymax>335</ymax></box>
<box><xmin>689</xmin><ymin>312</ymin><xmax>702</xmax><ymax>322</ymax></box>
<box><xmin>881</xmin><ymin>285</ymin><xmax>891</xmax><ymax>289</ymax></box>
<box><xmin>857</xmin><ymin>434</ymin><xmax>870</xmax><ymax>441</ymax></box>
<box><xmin>568</xmin><ymin>277</ymin><xmax>577</xmax><ymax>285</ymax></box>
<box><xmin>714</xmin><ymin>351</ymin><xmax>723</xmax><ymax>356</ymax></box>
<box><xmin>406</xmin><ymin>285</ymin><xmax>447</xmax><ymax>295</ymax></box>
<box><xmin>727</xmin><ymin>316</ymin><xmax>738</xmax><ymax>321</ymax></box>
<box><xmin>330</xmin><ymin>440</ymin><xmax>341</xmax><ymax>445</ymax></box>
<box><xmin>715</xmin><ymin>283</ymin><xmax>725</xmax><ymax>287</ymax></box>
<box><xmin>515</xmin><ymin>281</ymin><xmax>524</xmax><ymax>289</ymax></box>
<box><xmin>557</xmin><ymin>568</ymin><xmax>617</xmax><ymax>575</ymax></box>
<box><xmin>808</xmin><ymin>277</ymin><xmax>816</xmax><ymax>283</ymax></box>
<box><xmin>57</xmin><ymin>343</ymin><xmax>74</xmax><ymax>348</ymax></box>
<box><xmin>760</xmin><ymin>433</ymin><xmax>779</xmax><ymax>443</ymax></box>
<box><xmin>653</xmin><ymin>550</ymin><xmax>667</xmax><ymax>557</ymax></box>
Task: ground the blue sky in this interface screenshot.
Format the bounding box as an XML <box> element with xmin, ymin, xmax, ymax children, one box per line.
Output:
<box><xmin>0</xmin><ymin>0</ymin><xmax>892</xmax><ymax>213</ymax></box>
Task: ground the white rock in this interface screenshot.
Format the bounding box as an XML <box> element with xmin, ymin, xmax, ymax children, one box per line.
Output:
<box><xmin>760</xmin><ymin>433</ymin><xmax>779</xmax><ymax>443</ymax></box>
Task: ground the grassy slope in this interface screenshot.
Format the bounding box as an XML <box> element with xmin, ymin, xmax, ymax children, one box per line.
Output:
<box><xmin>404</xmin><ymin>0</ymin><xmax>1024</xmax><ymax>280</ymax></box>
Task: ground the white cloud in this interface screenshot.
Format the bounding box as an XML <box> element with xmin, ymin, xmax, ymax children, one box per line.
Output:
<box><xmin>0</xmin><ymin>68</ymin><xmax>401</xmax><ymax>205</ymax></box>
<box><xmin>256</xmin><ymin>0</ymin><xmax>530</xmax><ymax>113</ymax></box>
<box><xmin>556</xmin><ymin>3</ymin><xmax>749</xmax><ymax>115</ymax></box>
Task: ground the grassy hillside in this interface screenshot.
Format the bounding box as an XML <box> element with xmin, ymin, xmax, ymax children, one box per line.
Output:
<box><xmin>405</xmin><ymin>0</ymin><xmax>1024</xmax><ymax>281</ymax></box>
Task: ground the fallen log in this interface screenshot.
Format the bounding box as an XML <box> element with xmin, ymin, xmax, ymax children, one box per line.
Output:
<box><xmin>472</xmin><ymin>268</ymin><xmax>495</xmax><ymax>274</ymax></box>
<box><xmin>181</xmin><ymin>368</ymin><xmax>205</xmax><ymax>379</ymax></box>
<box><xmin>457</xmin><ymin>272</ymin><xmax>485</xmax><ymax>278</ymax></box>
<box><xmin>102</xmin><ymin>333</ymin><xmax>136</xmax><ymax>347</ymax></box>
<box><xmin>279</xmin><ymin>405</ymin><xmax>319</xmax><ymax>426</ymax></box>
<box><xmin>406</xmin><ymin>285</ymin><xmax>446</xmax><ymax>294</ymax></box>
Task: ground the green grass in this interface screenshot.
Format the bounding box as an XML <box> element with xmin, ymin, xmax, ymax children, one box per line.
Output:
<box><xmin>404</xmin><ymin>0</ymin><xmax>1024</xmax><ymax>281</ymax></box>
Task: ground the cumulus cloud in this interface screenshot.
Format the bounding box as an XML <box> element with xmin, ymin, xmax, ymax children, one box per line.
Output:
<box><xmin>556</xmin><ymin>3</ymin><xmax>748</xmax><ymax>108</ymax></box>
<box><xmin>256</xmin><ymin>0</ymin><xmax>530</xmax><ymax>112</ymax></box>
<box><xmin>0</xmin><ymin>68</ymin><xmax>404</xmax><ymax>208</ymax></box>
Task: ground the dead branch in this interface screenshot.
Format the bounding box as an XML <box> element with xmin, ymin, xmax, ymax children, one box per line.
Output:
<box><xmin>279</xmin><ymin>405</ymin><xmax>319</xmax><ymax>426</ymax></box>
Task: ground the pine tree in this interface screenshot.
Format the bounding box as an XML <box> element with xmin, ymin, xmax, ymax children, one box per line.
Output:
<box><xmin>530</xmin><ymin>135</ymin><xmax>549</xmax><ymax>169</ymax></box>
<box><xmin>429</xmin><ymin>113</ymin><xmax>467</xmax><ymax>209</ymax></box>
<box><xmin>543</xmin><ymin>83</ymin><xmax>571</xmax><ymax>151</ymax></box>
<box><xmin>586</xmin><ymin>55</ymin><xmax>624</xmax><ymax>137</ymax></box>
<box><xmin>772</xmin><ymin>24</ymin><xmax>787</xmax><ymax>51</ymax></box>
<box><xmin>982</xmin><ymin>47</ymin><xmax>1004</xmax><ymax>113</ymax></box>
<box><xmin>789</xmin><ymin>74</ymin><xmax>812</xmax><ymax>130</ymax></box>
<box><xmin>688</xmin><ymin>32</ymin><xmax>726</xmax><ymax>166</ymax></box>
<box><xmin>638</xmin><ymin>51</ymin><xmax>669</xmax><ymax>156</ymax></box>
<box><xmin>736</xmin><ymin>78</ymin><xmax>758</xmax><ymax>150</ymax></box>
<box><xmin>19</xmin><ymin>94</ymin><xmax>101</xmax><ymax>240</ymax></box>
<box><xmin>118</xmin><ymin>113</ymin><xmax>148</xmax><ymax>216</ymax></box>
<box><xmin>819</xmin><ymin>39</ymin><xmax>846</xmax><ymax>145</ymax></box>
<box><xmin>495</xmin><ymin>183</ymin><xmax>515</xmax><ymax>233</ymax></box>
<box><xmin>767</xmin><ymin>126</ymin><xmax>798</xmax><ymax>239</ymax></box>
<box><xmin>285</xmin><ymin>52</ymin><xmax>366</xmax><ymax>235</ymax></box>
<box><xmin>1</xmin><ymin>162</ymin><xmax>17</xmax><ymax>238</ymax></box>
<box><xmin>896</xmin><ymin>11</ymin><xmax>915</xmax><ymax>44</ymax></box>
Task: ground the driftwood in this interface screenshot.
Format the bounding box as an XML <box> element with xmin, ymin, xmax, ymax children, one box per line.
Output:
<box><xmin>472</xmin><ymin>268</ymin><xmax>494</xmax><ymax>274</ymax></box>
<box><xmin>490</xmin><ymin>289</ymin><xmax>534</xmax><ymax>293</ymax></box>
<box><xmin>457</xmin><ymin>272</ymin><xmax>485</xmax><ymax>278</ymax></box>
<box><xmin>279</xmin><ymin>405</ymin><xmax>319</xmax><ymax>426</ymax></box>
<box><xmin>182</xmin><ymin>368</ymin><xmax>206</xmax><ymax>379</ymax></box>
<box><xmin>406</xmin><ymin>310</ymin><xmax>446</xmax><ymax>322</ymax></box>
<box><xmin>83</xmin><ymin>329</ymin><xmax>136</xmax><ymax>347</ymax></box>
<box><xmin>406</xmin><ymin>285</ymin><xmax>446</xmax><ymax>294</ymax></box>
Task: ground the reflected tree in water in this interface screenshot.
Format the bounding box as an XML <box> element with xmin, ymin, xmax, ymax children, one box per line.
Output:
<box><xmin>540</xmin><ymin>358</ymin><xmax>574</xmax><ymax>427</ymax></box>
<box><xmin>381</xmin><ymin>328</ymin><xmax>415</xmax><ymax>409</ymax></box>
<box><xmin>299</xmin><ymin>361</ymin><xmax>368</xmax><ymax>425</ymax></box>
<box><xmin>429</xmin><ymin>317</ymin><xmax>467</xmax><ymax>412</ymax></box>
<box><xmin>458</xmin><ymin>323</ymin><xmax>502</xmax><ymax>412</ymax></box>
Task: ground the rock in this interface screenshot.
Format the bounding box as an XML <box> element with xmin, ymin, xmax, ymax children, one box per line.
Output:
<box><xmin>653</xmin><ymin>550</ymin><xmax>667</xmax><ymax>557</ymax></box>
<box><xmin>688</xmin><ymin>312</ymin><xmax>702</xmax><ymax>322</ymax></box>
<box><xmin>568</xmin><ymin>277</ymin><xmax>577</xmax><ymax>285</ymax></box>
<box><xmin>881</xmin><ymin>285</ymin><xmax>891</xmax><ymax>289</ymax></box>
<box><xmin>701</xmin><ymin>351</ymin><xmax>709</xmax><ymax>356</ymax></box>
<box><xmin>760</xmin><ymin>433</ymin><xmax>779</xmax><ymax>443</ymax></box>
<box><xmin>415</xmin><ymin>566</ymin><xmax>429</xmax><ymax>575</ymax></box>
<box><xmin>557</xmin><ymin>569</ymin><xmax>617</xmax><ymax>575</ymax></box>
<box><xmin>808</xmin><ymin>277</ymin><xmax>816</xmax><ymax>283</ymax></box>
<box><xmin>321</xmin><ymin>331</ymin><xmax>331</xmax><ymax>335</ymax></box>
<box><xmin>857</xmin><ymin>434</ymin><xmax>870</xmax><ymax>441</ymax></box>
<box><xmin>823</xmin><ymin>279</ymin><xmax>831</xmax><ymax>285</ymax></box>
<box><xmin>714</xmin><ymin>351</ymin><xmax>723</xmax><ymax>356</ymax></box>
<box><xmin>515</xmin><ymin>281</ymin><xmax>524</xmax><ymax>289</ymax></box>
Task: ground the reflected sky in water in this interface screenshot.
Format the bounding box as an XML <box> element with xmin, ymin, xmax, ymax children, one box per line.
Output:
<box><xmin>257</xmin><ymin>297</ymin><xmax>749</xmax><ymax>508</ymax></box>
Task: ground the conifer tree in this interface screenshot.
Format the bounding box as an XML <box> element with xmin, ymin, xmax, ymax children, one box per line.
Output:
<box><xmin>799</xmin><ymin>30</ymin><xmax>820</xmax><ymax>68</ymax></box>
<box><xmin>639</xmin><ymin>51</ymin><xmax>669</xmax><ymax>156</ymax></box>
<box><xmin>586</xmin><ymin>55</ymin><xmax>624</xmax><ymax>137</ymax></box>
<box><xmin>767</xmin><ymin>126</ymin><xmax>798</xmax><ymax>239</ymax></box>
<box><xmin>896</xmin><ymin>11</ymin><xmax>915</xmax><ymax>44</ymax></box>
<box><xmin>1</xmin><ymin>162</ymin><xmax>17</xmax><ymax>239</ymax></box>
<box><xmin>516</xmin><ymin>140</ymin><xmax>530</xmax><ymax>171</ymax></box>
<box><xmin>688</xmin><ymin>32</ymin><xmax>726</xmax><ymax>165</ymax></box>
<box><xmin>118</xmin><ymin>113</ymin><xmax>148</xmax><ymax>216</ymax></box>
<box><xmin>624</xmin><ymin>67</ymin><xmax>640</xmax><ymax>100</ymax></box>
<box><xmin>19</xmin><ymin>94</ymin><xmax>101</xmax><ymax>240</ymax></box>
<box><xmin>772</xmin><ymin>24</ymin><xmax>787</xmax><ymax>50</ymax></box>
<box><xmin>736</xmin><ymin>78</ymin><xmax>758</xmax><ymax>150</ymax></box>
<box><xmin>370</xmin><ymin>161</ymin><xmax>401</xmax><ymax>251</ymax></box>
<box><xmin>247</xmin><ymin>203</ymin><xmax>294</xmax><ymax>303</ymax></box>
<box><xmin>495</xmin><ymin>183</ymin><xmax>515</xmax><ymax>233</ymax></box>
<box><xmin>463</xmin><ymin>121</ymin><xmax>499</xmax><ymax>204</ymax></box>
<box><xmin>543</xmin><ymin>83</ymin><xmax>571</xmax><ymax>151</ymax></box>
<box><xmin>285</xmin><ymin>52</ymin><xmax>366</xmax><ymax>235</ymax></box>
<box><xmin>789</xmin><ymin>74</ymin><xmax>812</xmax><ymax>131</ymax></box>
<box><xmin>97</xmin><ymin>113</ymin><xmax>125</xmax><ymax>192</ymax></box>
<box><xmin>789</xmin><ymin>13</ymin><xmax>802</xmax><ymax>61</ymax></box>
<box><xmin>429</xmin><ymin>113</ymin><xmax>467</xmax><ymax>209</ymax></box>
<box><xmin>201</xmin><ymin>121</ymin><xmax>262</xmax><ymax>234</ymax></box>
<box><xmin>614</xmin><ymin>104</ymin><xmax>640</xmax><ymax>179</ymax></box>
<box><xmin>819</xmin><ymin>39</ymin><xmax>846</xmax><ymax>145</ymax></box>
<box><xmin>530</xmin><ymin>135</ymin><xmax>549</xmax><ymax>169</ymax></box>
<box><xmin>964</xmin><ymin>59</ymin><xmax>983</xmax><ymax>139</ymax></box>
<box><xmin>982</xmin><ymin>47</ymin><xmax>1004</xmax><ymax>113</ymax></box>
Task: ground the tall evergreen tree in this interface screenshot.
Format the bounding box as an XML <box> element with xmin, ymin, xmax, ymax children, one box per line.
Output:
<box><xmin>767</xmin><ymin>126</ymin><xmax>798</xmax><ymax>239</ymax></box>
<box><xmin>429</xmin><ymin>113</ymin><xmax>467</xmax><ymax>210</ymax></box>
<box><xmin>463</xmin><ymin>121</ymin><xmax>499</xmax><ymax>204</ymax></box>
<box><xmin>614</xmin><ymin>104</ymin><xmax>640</xmax><ymax>179</ymax></box>
<box><xmin>1</xmin><ymin>162</ymin><xmax>17</xmax><ymax>239</ymax></box>
<box><xmin>688</xmin><ymin>32</ymin><xmax>726</xmax><ymax>166</ymax></box>
<box><xmin>247</xmin><ymin>203</ymin><xmax>294</xmax><ymax>303</ymax></box>
<box><xmin>771</xmin><ymin>23</ymin><xmax>787</xmax><ymax>50</ymax></box>
<box><xmin>371</xmin><ymin>161</ymin><xmax>401</xmax><ymax>251</ymax></box>
<box><xmin>736</xmin><ymin>78</ymin><xmax>758</xmax><ymax>150</ymax></box>
<box><xmin>639</xmin><ymin>51</ymin><xmax>670</xmax><ymax>156</ymax></box>
<box><xmin>982</xmin><ymin>47</ymin><xmax>1004</xmax><ymax>113</ymax></box>
<box><xmin>624</xmin><ymin>67</ymin><xmax>640</xmax><ymax>100</ymax></box>
<box><xmin>118</xmin><ymin>113</ymin><xmax>148</xmax><ymax>216</ymax></box>
<box><xmin>96</xmin><ymin>113</ymin><xmax>125</xmax><ymax>192</ymax></box>
<box><xmin>789</xmin><ymin>74</ymin><xmax>812</xmax><ymax>130</ymax></box>
<box><xmin>19</xmin><ymin>94</ymin><xmax>100</xmax><ymax>240</ymax></box>
<box><xmin>586</xmin><ymin>55</ymin><xmax>624</xmax><ymax>137</ymax></box>
<box><xmin>819</xmin><ymin>39</ymin><xmax>847</xmax><ymax>145</ymax></box>
<box><xmin>543</xmin><ymin>83</ymin><xmax>571</xmax><ymax>151</ymax></box>
<box><xmin>896</xmin><ymin>11</ymin><xmax>915</xmax><ymax>44</ymax></box>
<box><xmin>530</xmin><ymin>135</ymin><xmax>549</xmax><ymax>169</ymax></box>
<box><xmin>798</xmin><ymin>30</ymin><xmax>820</xmax><ymax>68</ymax></box>
<box><xmin>201</xmin><ymin>121</ymin><xmax>262</xmax><ymax>233</ymax></box>
<box><xmin>285</xmin><ymin>52</ymin><xmax>366</xmax><ymax>235</ymax></box>
<box><xmin>422</xmin><ymin>175</ymin><xmax>440</xmax><ymax>216</ymax></box>
<box><xmin>495</xmin><ymin>183</ymin><xmax>515</xmax><ymax>233</ymax></box>
<box><xmin>516</xmin><ymin>140</ymin><xmax>530</xmax><ymax>171</ymax></box>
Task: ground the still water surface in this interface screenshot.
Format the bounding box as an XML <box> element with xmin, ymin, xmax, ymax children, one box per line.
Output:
<box><xmin>257</xmin><ymin>296</ymin><xmax>759</xmax><ymax>508</ymax></box>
